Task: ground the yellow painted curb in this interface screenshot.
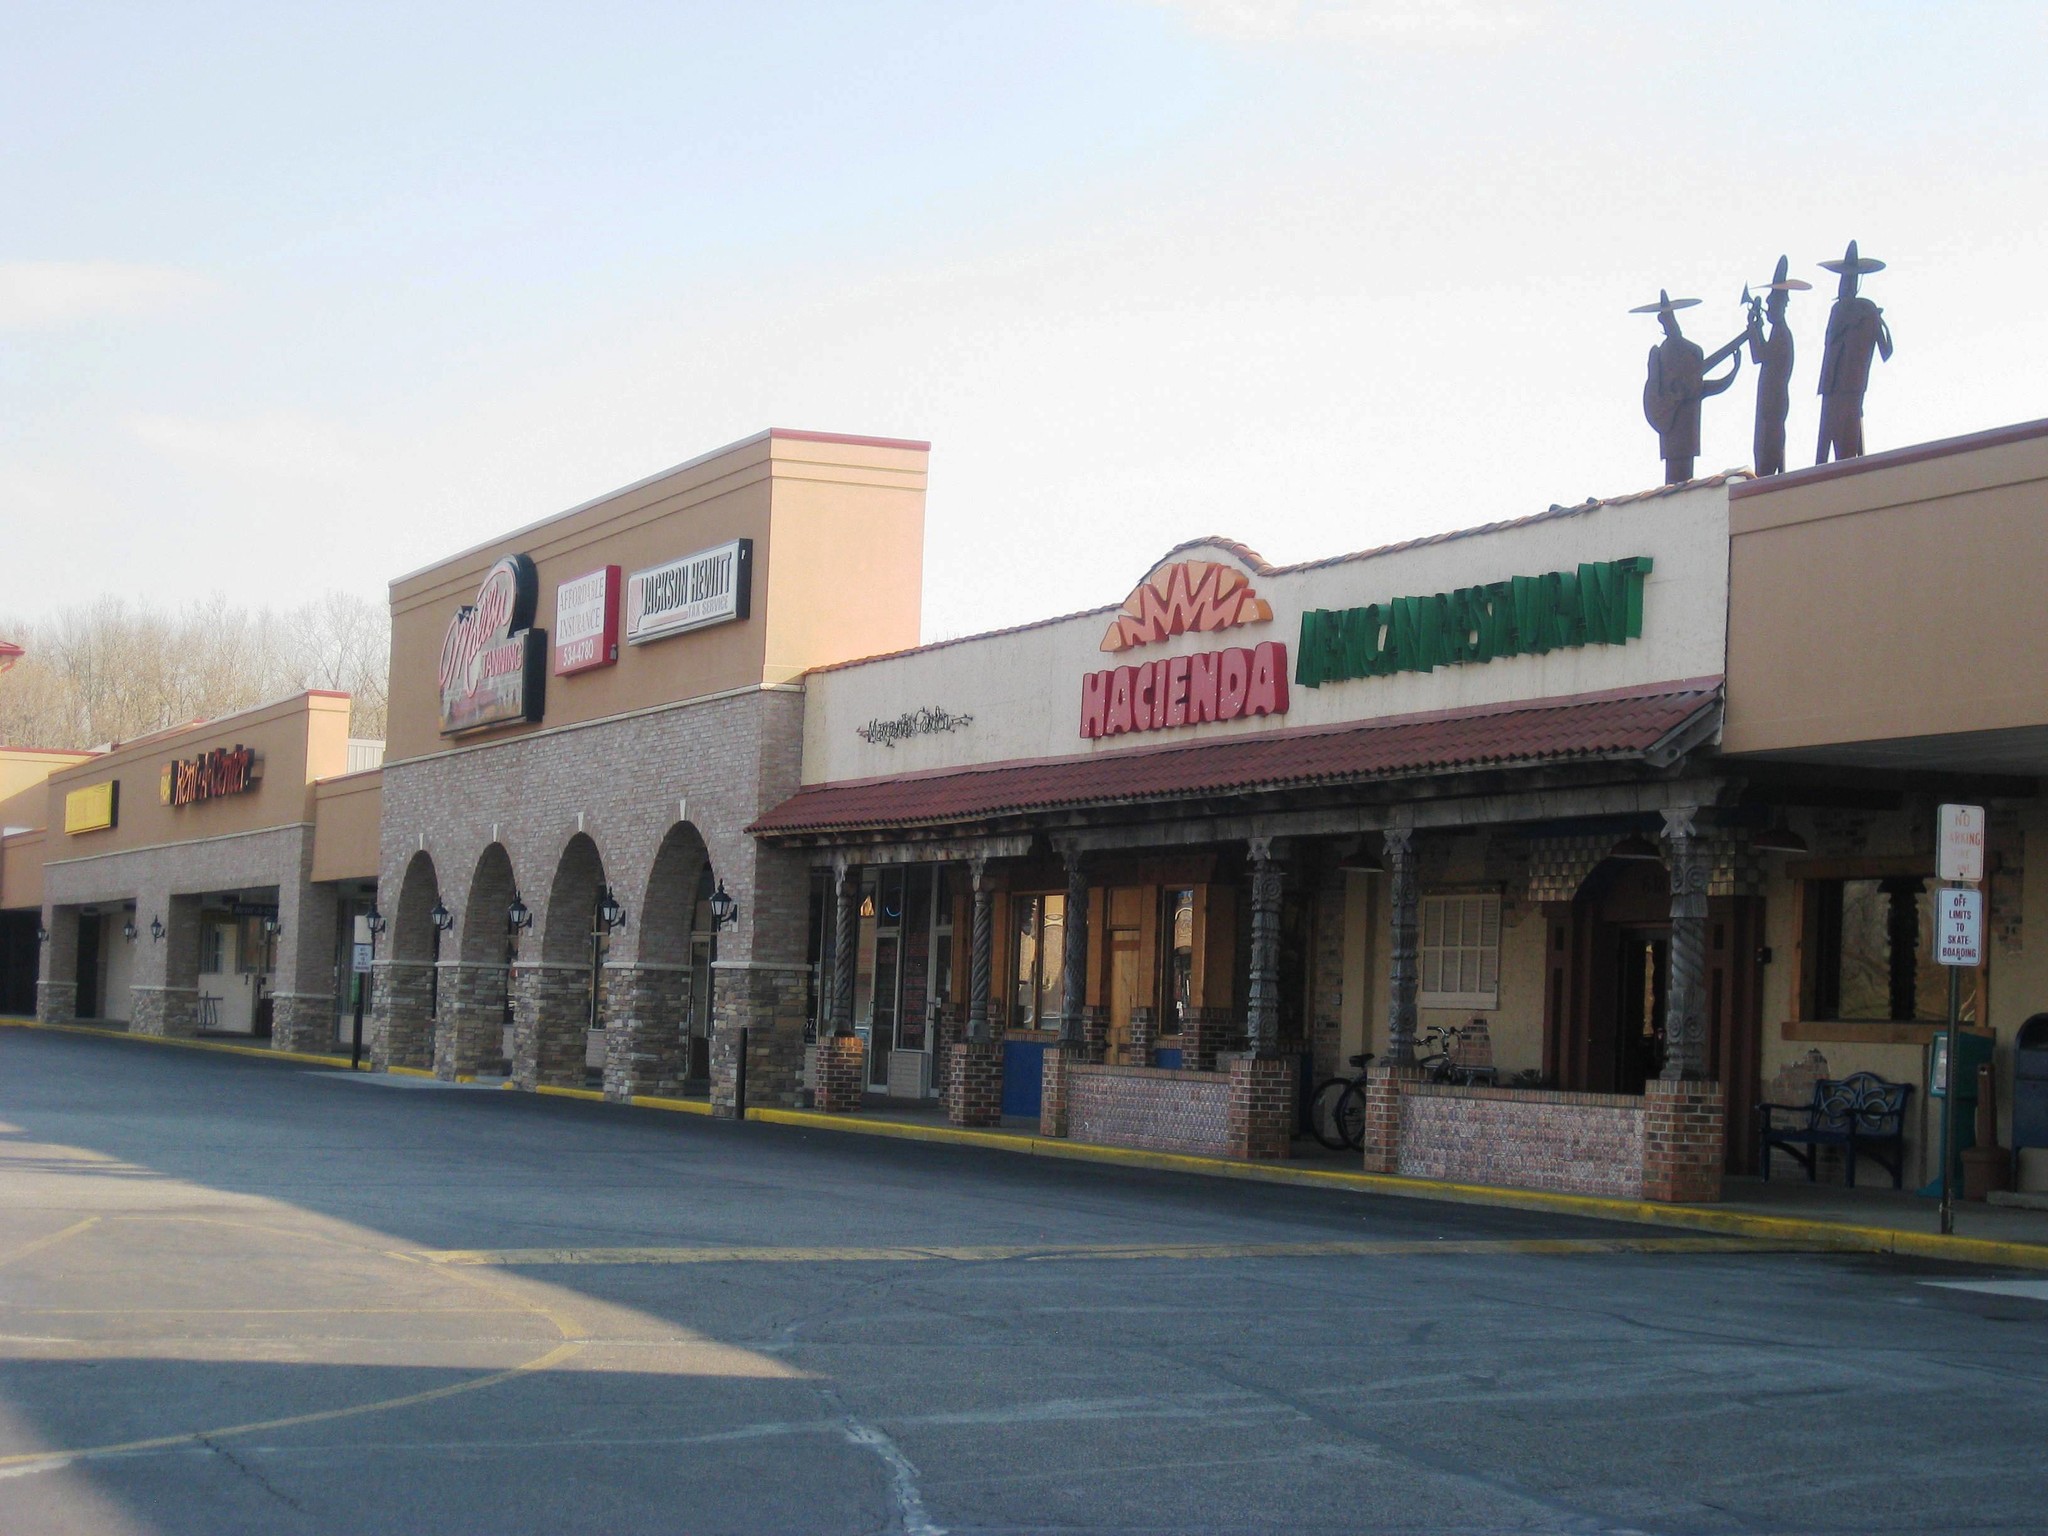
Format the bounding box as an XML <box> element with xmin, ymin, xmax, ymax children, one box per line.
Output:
<box><xmin>630</xmin><ymin>1093</ymin><xmax>715</xmax><ymax>1116</ymax></box>
<box><xmin>387</xmin><ymin>1064</ymin><xmax>475</xmax><ymax>1083</ymax></box>
<box><xmin>743</xmin><ymin>1103</ymin><xmax>2048</xmax><ymax>1273</ymax></box>
<box><xmin>0</xmin><ymin>1015</ymin><xmax>355</xmax><ymax>1071</ymax></box>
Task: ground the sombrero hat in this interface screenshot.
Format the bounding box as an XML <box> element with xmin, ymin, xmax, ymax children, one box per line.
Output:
<box><xmin>1752</xmin><ymin>255</ymin><xmax>1812</xmax><ymax>293</ymax></box>
<box><xmin>1819</xmin><ymin>239</ymin><xmax>1885</xmax><ymax>276</ymax></box>
<box><xmin>1629</xmin><ymin>289</ymin><xmax>1700</xmax><ymax>315</ymax></box>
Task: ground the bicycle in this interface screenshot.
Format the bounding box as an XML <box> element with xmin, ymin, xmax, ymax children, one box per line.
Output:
<box><xmin>1418</xmin><ymin>1021</ymin><xmax>1498</xmax><ymax>1087</ymax></box>
<box><xmin>1307</xmin><ymin>1052</ymin><xmax>1374</xmax><ymax>1150</ymax></box>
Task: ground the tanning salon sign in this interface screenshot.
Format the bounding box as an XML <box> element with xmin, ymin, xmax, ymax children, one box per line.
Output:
<box><xmin>440</xmin><ymin>554</ymin><xmax>548</xmax><ymax>734</ymax></box>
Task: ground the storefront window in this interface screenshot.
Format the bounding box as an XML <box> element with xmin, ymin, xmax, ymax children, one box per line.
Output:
<box><xmin>1161</xmin><ymin>887</ymin><xmax>1195</xmax><ymax>1035</ymax></box>
<box><xmin>1420</xmin><ymin>893</ymin><xmax>1500</xmax><ymax>1010</ymax></box>
<box><xmin>1808</xmin><ymin>877</ymin><xmax>1950</xmax><ymax>1022</ymax></box>
<box><xmin>1011</xmin><ymin>892</ymin><xmax>1066</xmax><ymax>1030</ymax></box>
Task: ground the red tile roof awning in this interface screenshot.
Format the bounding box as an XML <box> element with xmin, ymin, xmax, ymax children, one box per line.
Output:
<box><xmin>751</xmin><ymin>680</ymin><xmax>1722</xmax><ymax>838</ymax></box>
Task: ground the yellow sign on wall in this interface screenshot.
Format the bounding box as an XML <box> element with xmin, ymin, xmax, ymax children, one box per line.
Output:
<box><xmin>64</xmin><ymin>780</ymin><xmax>118</xmax><ymax>835</ymax></box>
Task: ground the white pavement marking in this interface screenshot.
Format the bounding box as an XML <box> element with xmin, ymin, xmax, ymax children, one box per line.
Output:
<box><xmin>1924</xmin><ymin>1278</ymin><xmax>2048</xmax><ymax>1301</ymax></box>
<box><xmin>844</xmin><ymin>1418</ymin><xmax>945</xmax><ymax>1536</ymax></box>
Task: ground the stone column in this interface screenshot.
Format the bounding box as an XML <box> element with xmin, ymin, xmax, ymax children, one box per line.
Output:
<box><xmin>830</xmin><ymin>858</ymin><xmax>859</xmax><ymax>1037</ymax></box>
<box><xmin>1246</xmin><ymin>838</ymin><xmax>1284</xmax><ymax>1058</ymax></box>
<box><xmin>1660</xmin><ymin>808</ymin><xmax>1709</xmax><ymax>1082</ymax></box>
<box><xmin>967</xmin><ymin>859</ymin><xmax>992</xmax><ymax>1045</ymax></box>
<box><xmin>1058</xmin><ymin>845</ymin><xmax>1090</xmax><ymax>1055</ymax></box>
<box><xmin>36</xmin><ymin>906</ymin><xmax>78</xmax><ymax>1024</ymax></box>
<box><xmin>437</xmin><ymin>962</ymin><xmax>509</xmax><ymax>1081</ymax></box>
<box><xmin>1383</xmin><ymin>829</ymin><xmax>1419</xmax><ymax>1065</ymax></box>
<box><xmin>512</xmin><ymin>961</ymin><xmax>592</xmax><ymax>1090</ymax></box>
<box><xmin>708</xmin><ymin>961</ymin><xmax>811</xmax><ymax>1117</ymax></box>
<box><xmin>369</xmin><ymin>959</ymin><xmax>435</xmax><ymax>1070</ymax></box>
<box><xmin>601</xmin><ymin>961</ymin><xmax>688</xmax><ymax>1100</ymax></box>
<box><xmin>132</xmin><ymin>895</ymin><xmax>200</xmax><ymax>1040</ymax></box>
<box><xmin>272</xmin><ymin>866</ymin><xmax>339</xmax><ymax>1055</ymax></box>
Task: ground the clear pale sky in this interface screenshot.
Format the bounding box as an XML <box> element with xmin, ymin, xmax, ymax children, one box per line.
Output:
<box><xmin>5</xmin><ymin>1</ymin><xmax>2043</xmax><ymax>642</ymax></box>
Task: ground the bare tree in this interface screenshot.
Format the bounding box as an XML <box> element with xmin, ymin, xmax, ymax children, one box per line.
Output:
<box><xmin>0</xmin><ymin>593</ymin><xmax>390</xmax><ymax>749</ymax></box>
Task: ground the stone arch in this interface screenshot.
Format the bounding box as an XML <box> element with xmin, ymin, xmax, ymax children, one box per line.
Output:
<box><xmin>460</xmin><ymin>844</ymin><xmax>518</xmax><ymax>965</ymax></box>
<box><xmin>391</xmin><ymin>850</ymin><xmax>441</xmax><ymax>964</ymax></box>
<box><xmin>639</xmin><ymin>822</ymin><xmax>711</xmax><ymax>968</ymax></box>
<box><xmin>541</xmin><ymin>833</ymin><xmax>608</xmax><ymax>967</ymax></box>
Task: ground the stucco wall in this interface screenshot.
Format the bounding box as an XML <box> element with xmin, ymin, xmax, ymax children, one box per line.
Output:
<box><xmin>312</xmin><ymin>768</ymin><xmax>384</xmax><ymax>883</ymax></box>
<box><xmin>802</xmin><ymin>480</ymin><xmax>1731</xmax><ymax>785</ymax></box>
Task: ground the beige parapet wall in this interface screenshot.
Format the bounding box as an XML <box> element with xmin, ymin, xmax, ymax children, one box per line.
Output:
<box><xmin>1725</xmin><ymin>418</ymin><xmax>2048</xmax><ymax>757</ymax></box>
<box><xmin>312</xmin><ymin>766</ymin><xmax>383</xmax><ymax>883</ymax></box>
<box><xmin>383</xmin><ymin>429</ymin><xmax>928</xmax><ymax>766</ymax></box>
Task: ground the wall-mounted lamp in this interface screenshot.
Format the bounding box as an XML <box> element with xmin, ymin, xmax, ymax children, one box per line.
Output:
<box><xmin>708</xmin><ymin>879</ymin><xmax>739</xmax><ymax>931</ymax></box>
<box><xmin>597</xmin><ymin>886</ymin><xmax>627</xmax><ymax>932</ymax></box>
<box><xmin>35</xmin><ymin>923</ymin><xmax>48</xmax><ymax>945</ymax></box>
<box><xmin>260</xmin><ymin>915</ymin><xmax>282</xmax><ymax>940</ymax></box>
<box><xmin>506</xmin><ymin>893</ymin><xmax>533</xmax><ymax>932</ymax></box>
<box><xmin>149</xmin><ymin>916</ymin><xmax>166</xmax><ymax>943</ymax></box>
<box><xmin>430</xmin><ymin>900</ymin><xmax>455</xmax><ymax>934</ymax></box>
<box><xmin>122</xmin><ymin>918</ymin><xmax>138</xmax><ymax>942</ymax></box>
<box><xmin>365</xmin><ymin>907</ymin><xmax>387</xmax><ymax>938</ymax></box>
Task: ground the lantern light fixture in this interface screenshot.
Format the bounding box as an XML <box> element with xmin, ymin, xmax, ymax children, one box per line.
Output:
<box><xmin>35</xmin><ymin>922</ymin><xmax>48</xmax><ymax>945</ymax></box>
<box><xmin>122</xmin><ymin>917</ymin><xmax>138</xmax><ymax>942</ymax></box>
<box><xmin>149</xmin><ymin>916</ymin><xmax>166</xmax><ymax>943</ymax></box>
<box><xmin>506</xmin><ymin>893</ymin><xmax>532</xmax><ymax>932</ymax></box>
<box><xmin>365</xmin><ymin>907</ymin><xmax>387</xmax><ymax>938</ymax></box>
<box><xmin>430</xmin><ymin>900</ymin><xmax>455</xmax><ymax>934</ymax></box>
<box><xmin>597</xmin><ymin>886</ymin><xmax>626</xmax><ymax>932</ymax></box>
<box><xmin>708</xmin><ymin>879</ymin><xmax>739</xmax><ymax>931</ymax></box>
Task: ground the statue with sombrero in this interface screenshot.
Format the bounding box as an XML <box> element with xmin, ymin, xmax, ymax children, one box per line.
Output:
<box><xmin>1815</xmin><ymin>239</ymin><xmax>1893</xmax><ymax>464</ymax></box>
<box><xmin>1743</xmin><ymin>256</ymin><xmax>1811</xmax><ymax>477</ymax></box>
<box><xmin>1635</xmin><ymin>290</ymin><xmax>1746</xmax><ymax>485</ymax></box>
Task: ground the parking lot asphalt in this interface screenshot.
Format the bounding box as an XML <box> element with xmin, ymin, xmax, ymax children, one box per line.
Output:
<box><xmin>1</xmin><ymin>1027</ymin><xmax>2043</xmax><ymax>1535</ymax></box>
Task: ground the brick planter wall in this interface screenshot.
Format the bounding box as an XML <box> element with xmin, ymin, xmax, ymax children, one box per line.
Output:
<box><xmin>814</xmin><ymin>1033</ymin><xmax>866</xmax><ymax>1114</ymax></box>
<box><xmin>1180</xmin><ymin>1006</ymin><xmax>1239</xmax><ymax>1073</ymax></box>
<box><xmin>1642</xmin><ymin>1081</ymin><xmax>1726</xmax><ymax>1203</ymax></box>
<box><xmin>947</xmin><ymin>1041</ymin><xmax>1003</xmax><ymax>1127</ymax></box>
<box><xmin>1038</xmin><ymin>1058</ymin><xmax>1296</xmax><ymax>1161</ymax></box>
<box><xmin>1365</xmin><ymin>1075</ymin><xmax>1727</xmax><ymax>1204</ymax></box>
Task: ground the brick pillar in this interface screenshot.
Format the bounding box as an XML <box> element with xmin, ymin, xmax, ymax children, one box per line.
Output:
<box><xmin>708</xmin><ymin>962</ymin><xmax>809</xmax><ymax>1118</ymax></box>
<box><xmin>271</xmin><ymin>862</ymin><xmax>336</xmax><ymax>1054</ymax></box>
<box><xmin>1360</xmin><ymin>1060</ymin><xmax>1417</xmax><ymax>1174</ymax></box>
<box><xmin>1383</xmin><ymin>829</ymin><xmax>1419</xmax><ymax>1064</ymax></box>
<box><xmin>1642</xmin><ymin>1079</ymin><xmax>1725</xmax><ymax>1202</ymax></box>
<box><xmin>37</xmin><ymin>906</ymin><xmax>78</xmax><ymax>1024</ymax></box>
<box><xmin>814</xmin><ymin>1032</ymin><xmax>866</xmax><ymax>1113</ymax></box>
<box><xmin>1040</xmin><ymin>1046</ymin><xmax>1071</xmax><ymax>1137</ymax></box>
<box><xmin>947</xmin><ymin>1040</ymin><xmax>1004</xmax><ymax>1127</ymax></box>
<box><xmin>271</xmin><ymin>995</ymin><xmax>335</xmax><ymax>1055</ymax></box>
<box><xmin>435</xmin><ymin>962</ymin><xmax>507</xmax><ymax>1081</ymax></box>
<box><xmin>602</xmin><ymin>962</ymin><xmax>689</xmax><ymax>1101</ymax></box>
<box><xmin>132</xmin><ymin>895</ymin><xmax>201</xmax><ymax>1039</ymax></box>
<box><xmin>1182</xmin><ymin>1005</ymin><xmax>1235</xmax><ymax>1072</ymax></box>
<box><xmin>1226</xmin><ymin>1056</ymin><xmax>1296</xmax><ymax>1160</ymax></box>
<box><xmin>1079</xmin><ymin>1005</ymin><xmax>1110</xmax><ymax>1064</ymax></box>
<box><xmin>512</xmin><ymin>962</ymin><xmax>591</xmax><ymax>1091</ymax></box>
<box><xmin>1127</xmin><ymin>1004</ymin><xmax>1156</xmax><ymax>1068</ymax></box>
<box><xmin>369</xmin><ymin>960</ymin><xmax>435</xmax><ymax>1071</ymax></box>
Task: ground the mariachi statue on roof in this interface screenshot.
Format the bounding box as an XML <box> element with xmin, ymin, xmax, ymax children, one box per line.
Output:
<box><xmin>1815</xmin><ymin>239</ymin><xmax>1893</xmax><ymax>465</ymax></box>
<box><xmin>1743</xmin><ymin>256</ymin><xmax>1811</xmax><ymax>478</ymax></box>
<box><xmin>1635</xmin><ymin>290</ymin><xmax>1746</xmax><ymax>485</ymax></box>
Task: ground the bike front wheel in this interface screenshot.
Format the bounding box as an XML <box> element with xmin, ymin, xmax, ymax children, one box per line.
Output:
<box><xmin>1307</xmin><ymin>1077</ymin><xmax>1357</xmax><ymax>1150</ymax></box>
<box><xmin>1331</xmin><ymin>1080</ymin><xmax>1369</xmax><ymax>1151</ymax></box>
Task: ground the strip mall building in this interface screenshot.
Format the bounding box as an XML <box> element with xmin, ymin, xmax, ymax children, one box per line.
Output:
<box><xmin>4</xmin><ymin>420</ymin><xmax>2046</xmax><ymax>1203</ymax></box>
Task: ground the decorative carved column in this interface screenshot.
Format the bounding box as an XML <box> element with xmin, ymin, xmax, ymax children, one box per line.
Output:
<box><xmin>1058</xmin><ymin>844</ymin><xmax>1089</xmax><ymax>1053</ymax></box>
<box><xmin>831</xmin><ymin>857</ymin><xmax>859</xmax><ymax>1037</ymax></box>
<box><xmin>1384</xmin><ymin>828</ymin><xmax>1419</xmax><ymax>1064</ymax></box>
<box><xmin>1660</xmin><ymin>808</ymin><xmax>1710</xmax><ymax>1082</ymax></box>
<box><xmin>1880</xmin><ymin>876</ymin><xmax>1925</xmax><ymax>1022</ymax></box>
<box><xmin>967</xmin><ymin>858</ymin><xmax>993</xmax><ymax>1045</ymax></box>
<box><xmin>1246</xmin><ymin>837</ymin><xmax>1285</xmax><ymax>1058</ymax></box>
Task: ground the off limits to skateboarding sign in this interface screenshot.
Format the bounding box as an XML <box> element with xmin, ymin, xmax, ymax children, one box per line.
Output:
<box><xmin>1936</xmin><ymin>887</ymin><xmax>1982</xmax><ymax>969</ymax></box>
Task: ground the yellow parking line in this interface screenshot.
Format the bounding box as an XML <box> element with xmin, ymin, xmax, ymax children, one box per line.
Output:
<box><xmin>0</xmin><ymin>1218</ymin><xmax>99</xmax><ymax>1271</ymax></box>
<box><xmin>416</xmin><ymin>1235</ymin><xmax>1808</xmax><ymax>1267</ymax></box>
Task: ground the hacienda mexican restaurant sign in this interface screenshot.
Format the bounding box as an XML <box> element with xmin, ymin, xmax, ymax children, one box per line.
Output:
<box><xmin>1080</xmin><ymin>560</ymin><xmax>1289</xmax><ymax>738</ymax></box>
<box><xmin>440</xmin><ymin>554</ymin><xmax>548</xmax><ymax>734</ymax></box>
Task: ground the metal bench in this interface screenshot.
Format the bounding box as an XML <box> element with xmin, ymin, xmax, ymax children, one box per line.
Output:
<box><xmin>1757</xmin><ymin>1072</ymin><xmax>1914</xmax><ymax>1189</ymax></box>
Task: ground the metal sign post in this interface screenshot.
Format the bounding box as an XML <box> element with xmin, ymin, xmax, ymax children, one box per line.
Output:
<box><xmin>350</xmin><ymin>935</ymin><xmax>375</xmax><ymax>1072</ymax></box>
<box><xmin>1934</xmin><ymin>805</ymin><xmax>1985</xmax><ymax>1237</ymax></box>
